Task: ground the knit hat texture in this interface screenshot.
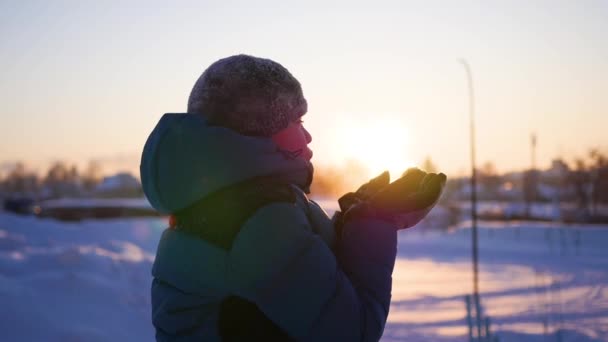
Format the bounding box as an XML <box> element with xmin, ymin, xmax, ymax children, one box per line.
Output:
<box><xmin>187</xmin><ymin>54</ymin><xmax>307</xmax><ymax>137</ymax></box>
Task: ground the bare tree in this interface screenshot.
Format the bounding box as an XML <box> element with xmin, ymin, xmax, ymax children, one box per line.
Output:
<box><xmin>589</xmin><ymin>149</ymin><xmax>608</xmax><ymax>215</ymax></box>
<box><xmin>82</xmin><ymin>160</ymin><xmax>103</xmax><ymax>192</ymax></box>
<box><xmin>523</xmin><ymin>169</ymin><xmax>539</xmax><ymax>216</ymax></box>
<box><xmin>43</xmin><ymin>161</ymin><xmax>81</xmax><ymax>198</ymax></box>
<box><xmin>567</xmin><ymin>159</ymin><xmax>591</xmax><ymax>219</ymax></box>
<box><xmin>310</xmin><ymin>160</ymin><xmax>369</xmax><ymax>198</ymax></box>
<box><xmin>478</xmin><ymin>161</ymin><xmax>501</xmax><ymax>199</ymax></box>
<box><xmin>2</xmin><ymin>162</ymin><xmax>39</xmax><ymax>195</ymax></box>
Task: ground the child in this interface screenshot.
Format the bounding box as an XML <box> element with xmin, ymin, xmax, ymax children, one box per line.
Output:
<box><xmin>141</xmin><ymin>54</ymin><xmax>445</xmax><ymax>341</ymax></box>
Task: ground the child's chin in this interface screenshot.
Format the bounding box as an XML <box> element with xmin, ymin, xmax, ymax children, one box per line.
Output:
<box><xmin>303</xmin><ymin>148</ymin><xmax>313</xmax><ymax>161</ymax></box>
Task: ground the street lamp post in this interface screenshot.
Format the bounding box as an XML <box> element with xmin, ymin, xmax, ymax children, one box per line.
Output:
<box><xmin>459</xmin><ymin>58</ymin><xmax>481</xmax><ymax>340</ymax></box>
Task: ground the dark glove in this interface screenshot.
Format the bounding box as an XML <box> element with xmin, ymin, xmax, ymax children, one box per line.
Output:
<box><xmin>338</xmin><ymin>171</ymin><xmax>390</xmax><ymax>213</ymax></box>
<box><xmin>334</xmin><ymin>171</ymin><xmax>390</xmax><ymax>237</ymax></box>
<box><xmin>339</xmin><ymin>168</ymin><xmax>446</xmax><ymax>231</ymax></box>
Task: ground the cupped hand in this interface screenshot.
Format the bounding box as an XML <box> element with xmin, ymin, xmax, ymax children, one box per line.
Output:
<box><xmin>369</xmin><ymin>168</ymin><xmax>447</xmax><ymax>229</ymax></box>
<box><xmin>338</xmin><ymin>168</ymin><xmax>447</xmax><ymax>231</ymax></box>
<box><xmin>338</xmin><ymin>171</ymin><xmax>390</xmax><ymax>213</ymax></box>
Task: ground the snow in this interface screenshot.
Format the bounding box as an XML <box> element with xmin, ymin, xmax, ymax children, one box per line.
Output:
<box><xmin>0</xmin><ymin>212</ymin><xmax>163</xmax><ymax>341</ymax></box>
<box><xmin>1</xmin><ymin>201</ymin><xmax>607</xmax><ymax>342</ymax></box>
<box><xmin>384</xmin><ymin>222</ymin><xmax>608</xmax><ymax>341</ymax></box>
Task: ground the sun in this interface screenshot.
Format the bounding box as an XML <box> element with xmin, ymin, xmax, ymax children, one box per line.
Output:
<box><xmin>335</xmin><ymin>119</ymin><xmax>415</xmax><ymax>179</ymax></box>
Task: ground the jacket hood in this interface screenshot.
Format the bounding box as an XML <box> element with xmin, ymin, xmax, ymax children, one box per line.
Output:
<box><xmin>140</xmin><ymin>113</ymin><xmax>313</xmax><ymax>214</ymax></box>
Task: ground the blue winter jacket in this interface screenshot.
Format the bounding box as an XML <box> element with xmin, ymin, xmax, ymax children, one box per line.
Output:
<box><xmin>141</xmin><ymin>113</ymin><xmax>398</xmax><ymax>341</ymax></box>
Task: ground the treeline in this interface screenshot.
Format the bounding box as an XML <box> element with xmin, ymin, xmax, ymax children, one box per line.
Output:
<box><xmin>0</xmin><ymin>161</ymin><xmax>142</xmax><ymax>199</ymax></box>
<box><xmin>310</xmin><ymin>148</ymin><xmax>608</xmax><ymax>212</ymax></box>
<box><xmin>443</xmin><ymin>148</ymin><xmax>608</xmax><ymax>217</ymax></box>
<box><xmin>2</xmin><ymin>148</ymin><xmax>607</xmax><ymax>208</ymax></box>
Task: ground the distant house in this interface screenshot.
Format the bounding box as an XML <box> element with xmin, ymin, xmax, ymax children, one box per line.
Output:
<box><xmin>95</xmin><ymin>173</ymin><xmax>142</xmax><ymax>198</ymax></box>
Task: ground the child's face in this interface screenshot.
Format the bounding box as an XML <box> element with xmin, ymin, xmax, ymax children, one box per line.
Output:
<box><xmin>271</xmin><ymin>118</ymin><xmax>313</xmax><ymax>161</ymax></box>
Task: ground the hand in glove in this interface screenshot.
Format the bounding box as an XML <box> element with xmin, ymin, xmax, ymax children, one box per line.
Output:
<box><xmin>338</xmin><ymin>170</ymin><xmax>390</xmax><ymax>213</ymax></box>
<box><xmin>334</xmin><ymin>171</ymin><xmax>390</xmax><ymax>237</ymax></box>
<box><xmin>338</xmin><ymin>168</ymin><xmax>446</xmax><ymax>231</ymax></box>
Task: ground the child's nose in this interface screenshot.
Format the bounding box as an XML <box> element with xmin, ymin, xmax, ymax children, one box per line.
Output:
<box><xmin>303</xmin><ymin>127</ymin><xmax>312</xmax><ymax>144</ymax></box>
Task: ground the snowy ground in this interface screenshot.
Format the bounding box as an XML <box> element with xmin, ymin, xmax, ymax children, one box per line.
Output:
<box><xmin>0</xmin><ymin>201</ymin><xmax>607</xmax><ymax>342</ymax></box>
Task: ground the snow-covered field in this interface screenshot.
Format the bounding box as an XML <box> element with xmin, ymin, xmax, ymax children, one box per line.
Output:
<box><xmin>1</xmin><ymin>201</ymin><xmax>607</xmax><ymax>342</ymax></box>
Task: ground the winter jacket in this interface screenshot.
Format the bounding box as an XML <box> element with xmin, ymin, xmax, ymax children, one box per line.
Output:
<box><xmin>141</xmin><ymin>114</ymin><xmax>398</xmax><ymax>341</ymax></box>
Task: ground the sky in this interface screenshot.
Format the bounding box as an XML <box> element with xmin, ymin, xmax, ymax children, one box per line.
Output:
<box><xmin>1</xmin><ymin>0</ymin><xmax>607</xmax><ymax>178</ymax></box>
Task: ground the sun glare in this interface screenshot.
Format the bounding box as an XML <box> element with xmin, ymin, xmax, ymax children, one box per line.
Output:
<box><xmin>335</xmin><ymin>119</ymin><xmax>414</xmax><ymax>179</ymax></box>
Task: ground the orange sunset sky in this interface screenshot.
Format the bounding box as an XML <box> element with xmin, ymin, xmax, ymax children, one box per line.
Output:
<box><xmin>1</xmin><ymin>1</ymin><xmax>607</xmax><ymax>178</ymax></box>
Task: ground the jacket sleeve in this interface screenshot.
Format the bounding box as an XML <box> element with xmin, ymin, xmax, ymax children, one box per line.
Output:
<box><xmin>228</xmin><ymin>202</ymin><xmax>397</xmax><ymax>342</ymax></box>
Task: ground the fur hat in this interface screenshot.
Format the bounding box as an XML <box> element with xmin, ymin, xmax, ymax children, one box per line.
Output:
<box><xmin>187</xmin><ymin>54</ymin><xmax>308</xmax><ymax>137</ymax></box>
